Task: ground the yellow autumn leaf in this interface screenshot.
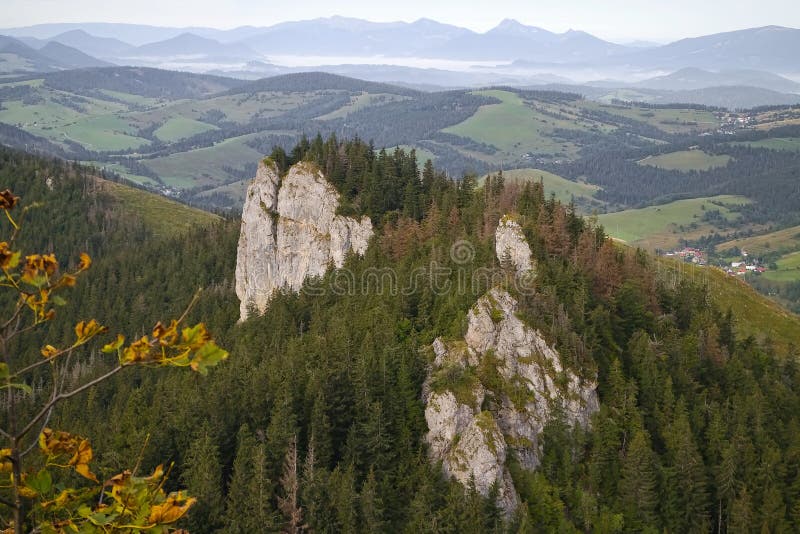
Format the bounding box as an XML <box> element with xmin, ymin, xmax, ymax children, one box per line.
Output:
<box><xmin>145</xmin><ymin>464</ymin><xmax>165</xmax><ymax>482</ymax></box>
<box><xmin>122</xmin><ymin>335</ymin><xmax>153</xmax><ymax>364</ymax></box>
<box><xmin>77</xmin><ymin>252</ymin><xmax>91</xmax><ymax>271</ymax></box>
<box><xmin>152</xmin><ymin>320</ymin><xmax>179</xmax><ymax>346</ymax></box>
<box><xmin>107</xmin><ymin>470</ymin><xmax>131</xmax><ymax>498</ymax></box>
<box><xmin>101</xmin><ymin>333</ymin><xmax>125</xmax><ymax>354</ymax></box>
<box><xmin>18</xmin><ymin>485</ymin><xmax>37</xmax><ymax>499</ymax></box>
<box><xmin>0</xmin><ymin>448</ymin><xmax>12</xmax><ymax>473</ymax></box>
<box><xmin>148</xmin><ymin>493</ymin><xmax>196</xmax><ymax>524</ymax></box>
<box><xmin>41</xmin><ymin>488</ymin><xmax>77</xmax><ymax>509</ymax></box>
<box><xmin>70</xmin><ymin>439</ymin><xmax>97</xmax><ymax>482</ymax></box>
<box><xmin>41</xmin><ymin>344</ymin><xmax>59</xmax><ymax>358</ymax></box>
<box><xmin>0</xmin><ymin>242</ymin><xmax>19</xmax><ymax>270</ymax></box>
<box><xmin>74</xmin><ymin>319</ymin><xmax>107</xmax><ymax>342</ymax></box>
<box><xmin>75</xmin><ymin>463</ymin><xmax>98</xmax><ymax>483</ymax></box>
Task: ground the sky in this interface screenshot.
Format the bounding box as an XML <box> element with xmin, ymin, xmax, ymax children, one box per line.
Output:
<box><xmin>2</xmin><ymin>0</ymin><xmax>799</xmax><ymax>42</ymax></box>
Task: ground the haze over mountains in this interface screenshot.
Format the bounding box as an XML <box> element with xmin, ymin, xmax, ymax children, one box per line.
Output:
<box><xmin>2</xmin><ymin>17</ymin><xmax>800</xmax><ymax>107</ymax></box>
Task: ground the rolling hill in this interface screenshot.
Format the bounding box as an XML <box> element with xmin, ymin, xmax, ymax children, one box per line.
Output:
<box><xmin>623</xmin><ymin>25</ymin><xmax>800</xmax><ymax>72</ymax></box>
<box><xmin>129</xmin><ymin>33</ymin><xmax>257</xmax><ymax>59</ymax></box>
<box><xmin>0</xmin><ymin>34</ymin><xmax>112</xmax><ymax>73</ymax></box>
<box><xmin>633</xmin><ymin>68</ymin><xmax>800</xmax><ymax>94</ymax></box>
<box><xmin>47</xmin><ymin>29</ymin><xmax>134</xmax><ymax>58</ymax></box>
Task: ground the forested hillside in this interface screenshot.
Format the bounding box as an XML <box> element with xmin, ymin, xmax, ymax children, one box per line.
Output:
<box><xmin>1</xmin><ymin>143</ymin><xmax>799</xmax><ymax>532</ymax></box>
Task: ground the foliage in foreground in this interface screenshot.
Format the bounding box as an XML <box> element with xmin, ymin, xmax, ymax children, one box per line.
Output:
<box><xmin>0</xmin><ymin>186</ymin><xmax>228</xmax><ymax>532</ymax></box>
<box><xmin>1</xmin><ymin>144</ymin><xmax>799</xmax><ymax>532</ymax></box>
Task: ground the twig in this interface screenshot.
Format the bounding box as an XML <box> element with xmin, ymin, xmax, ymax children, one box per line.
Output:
<box><xmin>15</xmin><ymin>364</ymin><xmax>126</xmax><ymax>441</ymax></box>
<box><xmin>19</xmin><ymin>407</ymin><xmax>52</xmax><ymax>460</ymax></box>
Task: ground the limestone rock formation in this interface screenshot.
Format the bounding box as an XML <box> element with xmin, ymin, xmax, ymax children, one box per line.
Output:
<box><xmin>235</xmin><ymin>160</ymin><xmax>373</xmax><ymax>320</ymax></box>
<box><xmin>424</xmin><ymin>219</ymin><xmax>597</xmax><ymax>515</ymax></box>
<box><xmin>495</xmin><ymin>216</ymin><xmax>533</xmax><ymax>275</ymax></box>
<box><xmin>424</xmin><ymin>287</ymin><xmax>598</xmax><ymax>515</ymax></box>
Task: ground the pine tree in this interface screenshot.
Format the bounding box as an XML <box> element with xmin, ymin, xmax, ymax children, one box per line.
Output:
<box><xmin>360</xmin><ymin>468</ymin><xmax>385</xmax><ymax>534</ymax></box>
<box><xmin>729</xmin><ymin>487</ymin><xmax>754</xmax><ymax>534</ymax></box>
<box><xmin>714</xmin><ymin>441</ymin><xmax>739</xmax><ymax>533</ymax></box>
<box><xmin>223</xmin><ymin>424</ymin><xmax>276</xmax><ymax>532</ymax></box>
<box><xmin>329</xmin><ymin>464</ymin><xmax>358</xmax><ymax>533</ymax></box>
<box><xmin>759</xmin><ymin>484</ymin><xmax>789</xmax><ymax>533</ymax></box>
<box><xmin>182</xmin><ymin>426</ymin><xmax>225</xmax><ymax>532</ymax></box>
<box><xmin>661</xmin><ymin>401</ymin><xmax>710</xmax><ymax>533</ymax></box>
<box><xmin>301</xmin><ymin>443</ymin><xmax>335</xmax><ymax>533</ymax></box>
<box><xmin>619</xmin><ymin>429</ymin><xmax>659</xmax><ymax>529</ymax></box>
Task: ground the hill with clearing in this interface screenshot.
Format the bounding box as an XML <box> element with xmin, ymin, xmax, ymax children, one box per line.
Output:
<box><xmin>638</xmin><ymin>150</ymin><xmax>732</xmax><ymax>171</ymax></box>
<box><xmin>96</xmin><ymin>177</ymin><xmax>220</xmax><ymax>237</ymax></box>
<box><xmin>598</xmin><ymin>195</ymin><xmax>750</xmax><ymax>249</ymax></box>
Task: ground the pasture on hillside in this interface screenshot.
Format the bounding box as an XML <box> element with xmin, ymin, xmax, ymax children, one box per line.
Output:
<box><xmin>598</xmin><ymin>195</ymin><xmax>750</xmax><ymax>249</ymax></box>
<box><xmin>638</xmin><ymin>150</ymin><xmax>732</xmax><ymax>171</ymax></box>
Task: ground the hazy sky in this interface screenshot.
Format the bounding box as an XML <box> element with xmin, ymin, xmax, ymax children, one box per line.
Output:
<box><xmin>3</xmin><ymin>0</ymin><xmax>798</xmax><ymax>42</ymax></box>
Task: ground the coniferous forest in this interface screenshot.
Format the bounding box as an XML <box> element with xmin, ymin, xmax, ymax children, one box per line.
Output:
<box><xmin>2</xmin><ymin>140</ymin><xmax>800</xmax><ymax>532</ymax></box>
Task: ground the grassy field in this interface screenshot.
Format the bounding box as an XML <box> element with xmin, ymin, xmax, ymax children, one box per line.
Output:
<box><xmin>153</xmin><ymin>117</ymin><xmax>218</xmax><ymax>142</ymax></box>
<box><xmin>763</xmin><ymin>252</ymin><xmax>800</xmax><ymax>282</ymax></box>
<box><xmin>580</xmin><ymin>101</ymin><xmax>720</xmax><ymax>134</ymax></box>
<box><xmin>133</xmin><ymin>91</ymin><xmax>325</xmax><ymax>126</ymax></box>
<box><xmin>598</xmin><ymin>195</ymin><xmax>749</xmax><ymax>249</ymax></box>
<box><xmin>718</xmin><ymin>225</ymin><xmax>800</xmax><ymax>254</ymax></box>
<box><xmin>658</xmin><ymin>258</ymin><xmax>800</xmax><ymax>354</ymax></box>
<box><xmin>638</xmin><ymin>150</ymin><xmax>732</xmax><ymax>171</ymax></box>
<box><xmin>195</xmin><ymin>179</ymin><xmax>250</xmax><ymax>207</ymax></box>
<box><xmin>62</xmin><ymin>114</ymin><xmax>150</xmax><ymax>151</ymax></box>
<box><xmin>144</xmin><ymin>133</ymin><xmax>264</xmax><ymax>189</ymax></box>
<box><xmin>0</xmin><ymin>87</ymin><xmax>153</xmax><ymax>151</ymax></box>
<box><xmin>732</xmin><ymin>137</ymin><xmax>800</xmax><ymax>152</ymax></box>
<box><xmin>480</xmin><ymin>168</ymin><xmax>602</xmax><ymax>205</ymax></box>
<box><xmin>443</xmin><ymin>90</ymin><xmax>583</xmax><ymax>159</ymax></box>
<box><xmin>97</xmin><ymin>178</ymin><xmax>220</xmax><ymax>237</ymax></box>
<box><xmin>317</xmin><ymin>93</ymin><xmax>410</xmax><ymax>120</ymax></box>
<box><xmin>83</xmin><ymin>161</ymin><xmax>161</xmax><ymax>187</ymax></box>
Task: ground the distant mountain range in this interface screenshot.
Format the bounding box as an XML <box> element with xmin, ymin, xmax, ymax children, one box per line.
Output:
<box><xmin>0</xmin><ymin>35</ymin><xmax>111</xmax><ymax>72</ymax></box>
<box><xmin>3</xmin><ymin>18</ymin><xmax>800</xmax><ymax>72</ymax></box>
<box><xmin>1</xmin><ymin>17</ymin><xmax>799</xmax><ymax>108</ymax></box>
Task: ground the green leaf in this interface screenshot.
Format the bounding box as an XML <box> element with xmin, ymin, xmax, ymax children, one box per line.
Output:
<box><xmin>181</xmin><ymin>323</ymin><xmax>205</xmax><ymax>347</ymax></box>
<box><xmin>0</xmin><ymin>362</ymin><xmax>8</xmax><ymax>380</ymax></box>
<box><xmin>190</xmin><ymin>342</ymin><xmax>229</xmax><ymax>376</ymax></box>
<box><xmin>52</xmin><ymin>295</ymin><xmax>67</xmax><ymax>306</ymax></box>
<box><xmin>27</xmin><ymin>468</ymin><xmax>52</xmax><ymax>495</ymax></box>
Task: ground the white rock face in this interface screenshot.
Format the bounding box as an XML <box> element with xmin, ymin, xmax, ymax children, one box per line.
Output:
<box><xmin>424</xmin><ymin>288</ymin><xmax>598</xmax><ymax>516</ymax></box>
<box><xmin>235</xmin><ymin>161</ymin><xmax>373</xmax><ymax>320</ymax></box>
<box><xmin>495</xmin><ymin>217</ymin><xmax>533</xmax><ymax>275</ymax></box>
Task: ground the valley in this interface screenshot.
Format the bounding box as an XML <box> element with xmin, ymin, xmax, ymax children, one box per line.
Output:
<box><xmin>1</xmin><ymin>9</ymin><xmax>800</xmax><ymax>532</ymax></box>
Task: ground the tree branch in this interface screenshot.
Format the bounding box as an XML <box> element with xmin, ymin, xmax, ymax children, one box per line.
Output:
<box><xmin>15</xmin><ymin>364</ymin><xmax>126</xmax><ymax>441</ymax></box>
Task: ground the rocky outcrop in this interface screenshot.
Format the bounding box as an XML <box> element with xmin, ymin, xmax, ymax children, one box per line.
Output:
<box><xmin>424</xmin><ymin>223</ymin><xmax>598</xmax><ymax>516</ymax></box>
<box><xmin>425</xmin><ymin>288</ymin><xmax>598</xmax><ymax>515</ymax></box>
<box><xmin>495</xmin><ymin>216</ymin><xmax>533</xmax><ymax>275</ymax></box>
<box><xmin>235</xmin><ymin>160</ymin><xmax>373</xmax><ymax>320</ymax></box>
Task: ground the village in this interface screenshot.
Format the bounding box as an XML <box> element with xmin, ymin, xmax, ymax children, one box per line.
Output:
<box><xmin>723</xmin><ymin>249</ymin><xmax>768</xmax><ymax>276</ymax></box>
<box><xmin>661</xmin><ymin>246</ymin><xmax>768</xmax><ymax>276</ymax></box>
